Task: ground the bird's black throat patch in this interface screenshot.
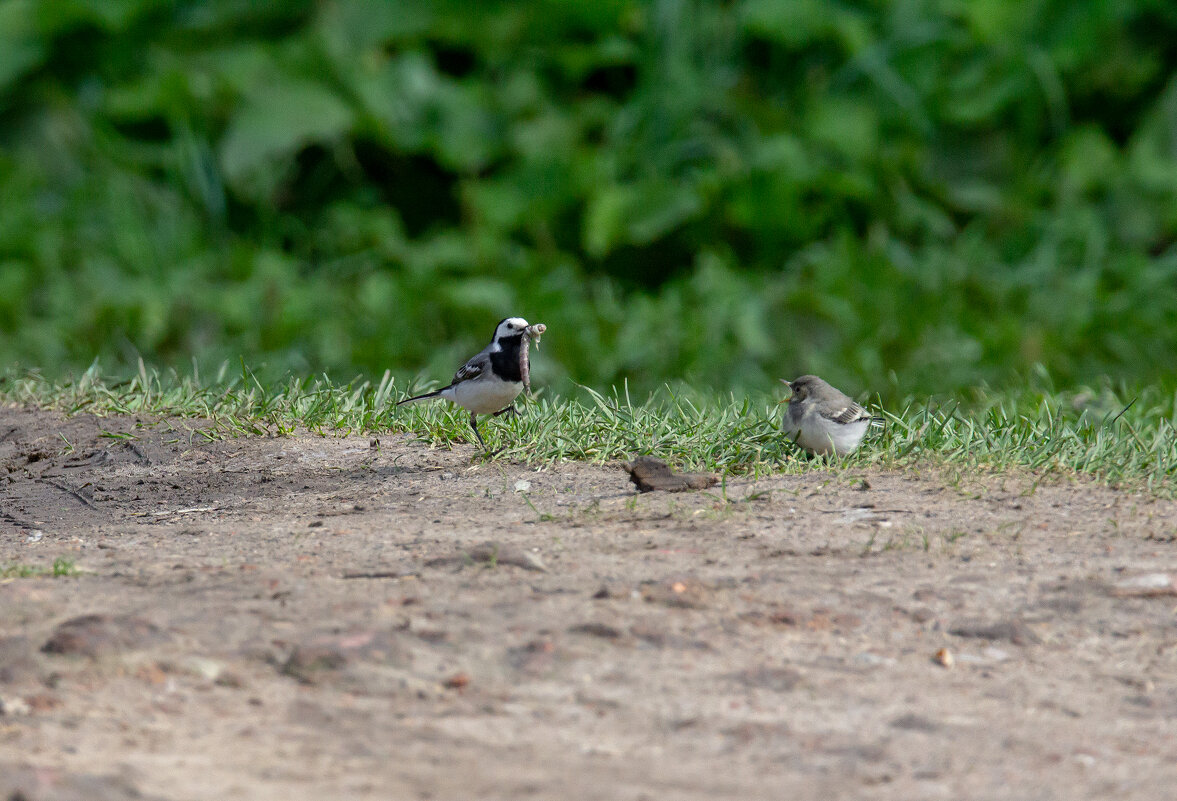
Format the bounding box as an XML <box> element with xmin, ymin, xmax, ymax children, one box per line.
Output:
<box><xmin>489</xmin><ymin>334</ymin><xmax>525</xmax><ymax>383</ymax></box>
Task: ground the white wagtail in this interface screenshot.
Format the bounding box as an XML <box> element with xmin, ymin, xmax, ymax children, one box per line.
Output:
<box><xmin>397</xmin><ymin>317</ymin><xmax>546</xmax><ymax>449</ymax></box>
<box><xmin>780</xmin><ymin>375</ymin><xmax>874</xmax><ymax>456</ymax></box>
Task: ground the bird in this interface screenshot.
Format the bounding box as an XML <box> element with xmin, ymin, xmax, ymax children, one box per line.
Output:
<box><xmin>780</xmin><ymin>374</ymin><xmax>873</xmax><ymax>456</ymax></box>
<box><xmin>397</xmin><ymin>317</ymin><xmax>545</xmax><ymax>450</ymax></box>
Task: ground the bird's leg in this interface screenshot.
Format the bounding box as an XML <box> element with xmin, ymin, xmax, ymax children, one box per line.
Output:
<box><xmin>492</xmin><ymin>403</ymin><xmax>518</xmax><ymax>418</ymax></box>
<box><xmin>469</xmin><ymin>412</ymin><xmax>507</xmax><ymax>457</ymax></box>
<box><xmin>469</xmin><ymin>412</ymin><xmax>489</xmax><ymax>450</ymax></box>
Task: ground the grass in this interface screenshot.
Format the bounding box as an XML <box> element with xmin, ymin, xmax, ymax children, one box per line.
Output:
<box><xmin>1</xmin><ymin>363</ymin><xmax>1175</xmax><ymax>492</ymax></box>
<box><xmin>0</xmin><ymin>557</ymin><xmax>80</xmax><ymax>579</ymax></box>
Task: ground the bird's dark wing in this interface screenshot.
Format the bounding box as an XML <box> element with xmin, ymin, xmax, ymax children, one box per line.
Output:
<box><xmin>821</xmin><ymin>401</ymin><xmax>872</xmax><ymax>425</ymax></box>
<box><xmin>451</xmin><ymin>351</ymin><xmax>489</xmax><ymax>386</ymax></box>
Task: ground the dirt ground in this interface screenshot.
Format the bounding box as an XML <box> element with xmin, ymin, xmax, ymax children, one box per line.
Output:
<box><xmin>1</xmin><ymin>405</ymin><xmax>1176</xmax><ymax>800</ymax></box>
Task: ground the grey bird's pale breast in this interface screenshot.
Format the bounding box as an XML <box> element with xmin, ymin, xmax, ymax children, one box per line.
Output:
<box><xmin>784</xmin><ymin>401</ymin><xmax>869</xmax><ymax>456</ymax></box>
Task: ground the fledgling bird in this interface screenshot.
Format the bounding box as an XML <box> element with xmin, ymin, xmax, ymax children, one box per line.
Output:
<box><xmin>397</xmin><ymin>317</ymin><xmax>545</xmax><ymax>450</ymax></box>
<box><xmin>780</xmin><ymin>375</ymin><xmax>873</xmax><ymax>456</ymax></box>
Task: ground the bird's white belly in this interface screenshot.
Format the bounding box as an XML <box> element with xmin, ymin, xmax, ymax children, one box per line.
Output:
<box><xmin>445</xmin><ymin>379</ymin><xmax>522</xmax><ymax>415</ymax></box>
<box><xmin>784</xmin><ymin>408</ymin><xmax>868</xmax><ymax>456</ymax></box>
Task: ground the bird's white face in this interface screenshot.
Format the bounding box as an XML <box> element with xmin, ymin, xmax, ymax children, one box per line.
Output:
<box><xmin>494</xmin><ymin>317</ymin><xmax>529</xmax><ymax>341</ymax></box>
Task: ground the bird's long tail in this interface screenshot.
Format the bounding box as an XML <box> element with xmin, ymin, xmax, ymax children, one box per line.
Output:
<box><xmin>396</xmin><ymin>388</ymin><xmax>446</xmax><ymax>406</ymax></box>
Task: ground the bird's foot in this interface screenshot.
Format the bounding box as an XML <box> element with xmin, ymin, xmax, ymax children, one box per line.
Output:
<box><xmin>470</xmin><ymin>444</ymin><xmax>507</xmax><ymax>461</ymax></box>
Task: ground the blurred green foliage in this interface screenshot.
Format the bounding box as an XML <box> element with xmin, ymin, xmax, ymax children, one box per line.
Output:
<box><xmin>2</xmin><ymin>0</ymin><xmax>1177</xmax><ymax>397</ymax></box>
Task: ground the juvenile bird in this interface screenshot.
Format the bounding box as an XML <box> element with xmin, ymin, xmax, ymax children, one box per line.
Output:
<box><xmin>397</xmin><ymin>317</ymin><xmax>545</xmax><ymax>450</ymax></box>
<box><xmin>780</xmin><ymin>375</ymin><xmax>873</xmax><ymax>456</ymax></box>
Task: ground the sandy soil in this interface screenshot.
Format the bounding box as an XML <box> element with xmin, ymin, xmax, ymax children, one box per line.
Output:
<box><xmin>1</xmin><ymin>405</ymin><xmax>1176</xmax><ymax>800</ymax></box>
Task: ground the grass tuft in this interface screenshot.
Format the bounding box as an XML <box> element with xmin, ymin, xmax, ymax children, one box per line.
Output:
<box><xmin>2</xmin><ymin>366</ymin><xmax>1174</xmax><ymax>491</ymax></box>
<box><xmin>1</xmin><ymin>557</ymin><xmax>80</xmax><ymax>579</ymax></box>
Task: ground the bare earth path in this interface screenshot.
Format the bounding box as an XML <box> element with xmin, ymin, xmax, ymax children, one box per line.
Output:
<box><xmin>1</xmin><ymin>406</ymin><xmax>1176</xmax><ymax>800</ymax></box>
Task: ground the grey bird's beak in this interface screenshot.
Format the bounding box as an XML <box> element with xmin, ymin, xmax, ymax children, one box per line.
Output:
<box><xmin>778</xmin><ymin>378</ymin><xmax>792</xmax><ymax>404</ymax></box>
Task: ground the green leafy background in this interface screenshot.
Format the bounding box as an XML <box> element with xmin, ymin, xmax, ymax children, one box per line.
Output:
<box><xmin>2</xmin><ymin>0</ymin><xmax>1176</xmax><ymax>398</ymax></box>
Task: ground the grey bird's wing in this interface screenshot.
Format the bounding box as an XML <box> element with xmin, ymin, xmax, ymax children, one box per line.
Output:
<box><xmin>811</xmin><ymin>387</ymin><xmax>873</xmax><ymax>424</ymax></box>
<box><xmin>450</xmin><ymin>348</ymin><xmax>491</xmax><ymax>386</ymax></box>
<box><xmin>823</xmin><ymin>401</ymin><xmax>873</xmax><ymax>425</ymax></box>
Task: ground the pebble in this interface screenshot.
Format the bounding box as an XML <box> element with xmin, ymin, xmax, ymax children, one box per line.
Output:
<box><xmin>640</xmin><ymin>579</ymin><xmax>711</xmax><ymax>609</ymax></box>
<box><xmin>0</xmin><ymin>695</ymin><xmax>31</xmax><ymax>716</ymax></box>
<box><xmin>1110</xmin><ymin>573</ymin><xmax>1176</xmax><ymax>597</ymax></box>
<box><xmin>280</xmin><ymin>629</ymin><xmax>411</xmax><ymax>686</ymax></box>
<box><xmin>181</xmin><ymin>656</ymin><xmax>226</xmax><ymax>682</ymax></box>
<box><xmin>282</xmin><ymin>644</ymin><xmax>348</xmax><ymax>684</ymax></box>
<box><xmin>41</xmin><ymin>614</ymin><xmax>169</xmax><ymax>659</ymax></box>
<box><xmin>443</xmin><ymin>672</ymin><xmax>470</xmax><ymax>690</ymax></box>
<box><xmin>948</xmin><ymin>618</ymin><xmax>1040</xmax><ymax>645</ymax></box>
